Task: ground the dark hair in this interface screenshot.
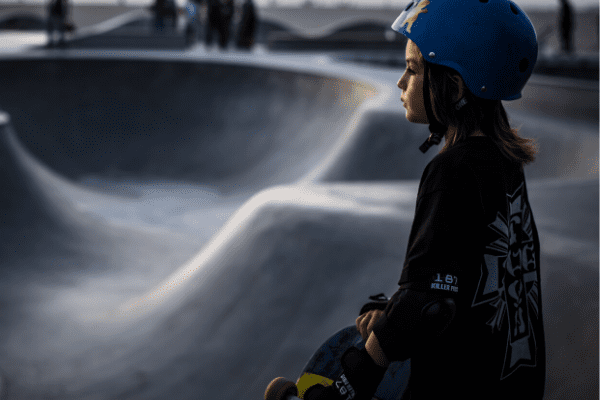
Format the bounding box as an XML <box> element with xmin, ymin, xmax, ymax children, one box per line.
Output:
<box><xmin>425</xmin><ymin>61</ymin><xmax>538</xmax><ymax>168</ymax></box>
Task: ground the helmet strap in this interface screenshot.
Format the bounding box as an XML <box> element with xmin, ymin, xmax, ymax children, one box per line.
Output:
<box><xmin>454</xmin><ymin>96</ymin><xmax>468</xmax><ymax>111</ymax></box>
<box><xmin>419</xmin><ymin>61</ymin><xmax>448</xmax><ymax>154</ymax></box>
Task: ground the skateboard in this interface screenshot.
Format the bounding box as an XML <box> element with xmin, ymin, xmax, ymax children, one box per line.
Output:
<box><xmin>265</xmin><ymin>325</ymin><xmax>410</xmax><ymax>400</ymax></box>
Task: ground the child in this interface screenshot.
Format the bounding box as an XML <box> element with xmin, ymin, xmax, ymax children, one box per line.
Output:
<box><xmin>306</xmin><ymin>0</ymin><xmax>546</xmax><ymax>399</ymax></box>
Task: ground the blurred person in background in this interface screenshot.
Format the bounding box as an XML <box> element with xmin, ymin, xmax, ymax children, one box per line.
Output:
<box><xmin>559</xmin><ymin>0</ymin><xmax>574</xmax><ymax>54</ymax></box>
<box><xmin>195</xmin><ymin>0</ymin><xmax>209</xmax><ymax>43</ymax></box>
<box><xmin>185</xmin><ymin>1</ymin><xmax>201</xmax><ymax>46</ymax></box>
<box><xmin>152</xmin><ymin>0</ymin><xmax>177</xmax><ymax>31</ymax></box>
<box><xmin>205</xmin><ymin>0</ymin><xmax>220</xmax><ymax>47</ymax></box>
<box><xmin>46</xmin><ymin>0</ymin><xmax>70</xmax><ymax>47</ymax></box>
<box><xmin>153</xmin><ymin>0</ymin><xmax>166</xmax><ymax>30</ymax></box>
<box><xmin>235</xmin><ymin>0</ymin><xmax>257</xmax><ymax>50</ymax></box>
<box><xmin>217</xmin><ymin>0</ymin><xmax>235</xmax><ymax>49</ymax></box>
<box><xmin>596</xmin><ymin>12</ymin><xmax>600</xmax><ymax>43</ymax></box>
<box><xmin>206</xmin><ymin>0</ymin><xmax>234</xmax><ymax>49</ymax></box>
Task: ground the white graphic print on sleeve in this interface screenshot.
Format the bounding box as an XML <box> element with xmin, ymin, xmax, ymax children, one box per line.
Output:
<box><xmin>471</xmin><ymin>183</ymin><xmax>540</xmax><ymax>380</ymax></box>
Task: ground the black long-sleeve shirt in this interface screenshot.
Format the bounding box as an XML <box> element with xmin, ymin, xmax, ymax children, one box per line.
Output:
<box><xmin>384</xmin><ymin>136</ymin><xmax>546</xmax><ymax>399</ymax></box>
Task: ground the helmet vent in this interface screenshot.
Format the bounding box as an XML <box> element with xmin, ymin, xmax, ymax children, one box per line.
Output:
<box><xmin>479</xmin><ymin>0</ymin><xmax>489</xmax><ymax>3</ymax></box>
<box><xmin>404</xmin><ymin>1</ymin><xmax>414</xmax><ymax>12</ymax></box>
<box><xmin>509</xmin><ymin>2</ymin><xmax>519</xmax><ymax>15</ymax></box>
<box><xmin>519</xmin><ymin>58</ymin><xmax>529</xmax><ymax>72</ymax></box>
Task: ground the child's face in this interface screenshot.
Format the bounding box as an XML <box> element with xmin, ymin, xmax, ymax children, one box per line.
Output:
<box><xmin>397</xmin><ymin>40</ymin><xmax>428</xmax><ymax>125</ymax></box>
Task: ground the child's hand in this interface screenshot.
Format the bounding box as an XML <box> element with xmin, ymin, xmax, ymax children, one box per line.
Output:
<box><xmin>356</xmin><ymin>309</ymin><xmax>383</xmax><ymax>340</ymax></box>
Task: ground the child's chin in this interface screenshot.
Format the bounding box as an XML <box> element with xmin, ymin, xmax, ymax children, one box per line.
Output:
<box><xmin>406</xmin><ymin>112</ymin><xmax>427</xmax><ymax>125</ymax></box>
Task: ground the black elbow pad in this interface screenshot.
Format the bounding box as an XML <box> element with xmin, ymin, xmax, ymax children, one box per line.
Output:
<box><xmin>421</xmin><ymin>296</ymin><xmax>457</xmax><ymax>335</ymax></box>
<box><xmin>371</xmin><ymin>289</ymin><xmax>457</xmax><ymax>362</ymax></box>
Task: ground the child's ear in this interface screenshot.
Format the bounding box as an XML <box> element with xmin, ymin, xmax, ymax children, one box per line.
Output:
<box><xmin>449</xmin><ymin>73</ymin><xmax>465</xmax><ymax>100</ymax></box>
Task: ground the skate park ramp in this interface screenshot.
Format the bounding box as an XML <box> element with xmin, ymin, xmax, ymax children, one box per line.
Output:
<box><xmin>0</xmin><ymin>51</ymin><xmax>597</xmax><ymax>400</ymax></box>
<box><xmin>0</xmin><ymin>57</ymin><xmax>374</xmax><ymax>191</ymax></box>
<box><xmin>64</xmin><ymin>9</ymin><xmax>190</xmax><ymax>50</ymax></box>
<box><xmin>0</xmin><ymin>14</ymin><xmax>46</xmax><ymax>31</ymax></box>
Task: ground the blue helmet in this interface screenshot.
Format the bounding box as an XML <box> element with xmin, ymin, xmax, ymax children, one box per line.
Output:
<box><xmin>391</xmin><ymin>0</ymin><xmax>538</xmax><ymax>101</ymax></box>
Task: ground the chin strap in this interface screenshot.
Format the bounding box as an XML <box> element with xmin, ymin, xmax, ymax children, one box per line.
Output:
<box><xmin>418</xmin><ymin>62</ymin><xmax>470</xmax><ymax>154</ymax></box>
<box><xmin>419</xmin><ymin>62</ymin><xmax>447</xmax><ymax>153</ymax></box>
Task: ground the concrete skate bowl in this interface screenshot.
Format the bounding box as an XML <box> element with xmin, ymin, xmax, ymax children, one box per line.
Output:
<box><xmin>0</xmin><ymin>51</ymin><xmax>597</xmax><ymax>400</ymax></box>
<box><xmin>60</xmin><ymin>9</ymin><xmax>184</xmax><ymax>50</ymax></box>
<box><xmin>0</xmin><ymin>57</ymin><xmax>374</xmax><ymax>191</ymax></box>
<box><xmin>0</xmin><ymin>54</ymin><xmax>394</xmax><ymax>399</ymax></box>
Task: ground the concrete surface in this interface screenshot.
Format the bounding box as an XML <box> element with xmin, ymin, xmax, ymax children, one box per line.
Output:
<box><xmin>0</xmin><ymin>47</ymin><xmax>597</xmax><ymax>400</ymax></box>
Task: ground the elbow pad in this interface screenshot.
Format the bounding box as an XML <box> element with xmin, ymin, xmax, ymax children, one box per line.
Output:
<box><xmin>371</xmin><ymin>288</ymin><xmax>457</xmax><ymax>362</ymax></box>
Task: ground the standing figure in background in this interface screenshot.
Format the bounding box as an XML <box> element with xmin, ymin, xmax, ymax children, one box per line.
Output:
<box><xmin>195</xmin><ymin>0</ymin><xmax>208</xmax><ymax>43</ymax></box>
<box><xmin>236</xmin><ymin>0</ymin><xmax>257</xmax><ymax>50</ymax></box>
<box><xmin>205</xmin><ymin>0</ymin><xmax>221</xmax><ymax>47</ymax></box>
<box><xmin>153</xmin><ymin>0</ymin><xmax>166</xmax><ymax>31</ymax></box>
<box><xmin>184</xmin><ymin>1</ymin><xmax>200</xmax><ymax>46</ymax></box>
<box><xmin>152</xmin><ymin>0</ymin><xmax>177</xmax><ymax>32</ymax></box>
<box><xmin>217</xmin><ymin>0</ymin><xmax>234</xmax><ymax>49</ymax></box>
<box><xmin>558</xmin><ymin>0</ymin><xmax>574</xmax><ymax>54</ymax></box>
<box><xmin>596</xmin><ymin>12</ymin><xmax>600</xmax><ymax>50</ymax></box>
<box><xmin>46</xmin><ymin>0</ymin><xmax>68</xmax><ymax>47</ymax></box>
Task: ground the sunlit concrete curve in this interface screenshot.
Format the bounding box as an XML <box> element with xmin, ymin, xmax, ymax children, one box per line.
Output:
<box><xmin>0</xmin><ymin>49</ymin><xmax>597</xmax><ymax>400</ymax></box>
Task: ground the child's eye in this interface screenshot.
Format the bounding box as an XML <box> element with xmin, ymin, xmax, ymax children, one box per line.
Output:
<box><xmin>406</xmin><ymin>68</ymin><xmax>414</xmax><ymax>74</ymax></box>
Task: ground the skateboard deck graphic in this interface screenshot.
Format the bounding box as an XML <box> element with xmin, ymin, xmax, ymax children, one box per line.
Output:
<box><xmin>296</xmin><ymin>325</ymin><xmax>410</xmax><ymax>400</ymax></box>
